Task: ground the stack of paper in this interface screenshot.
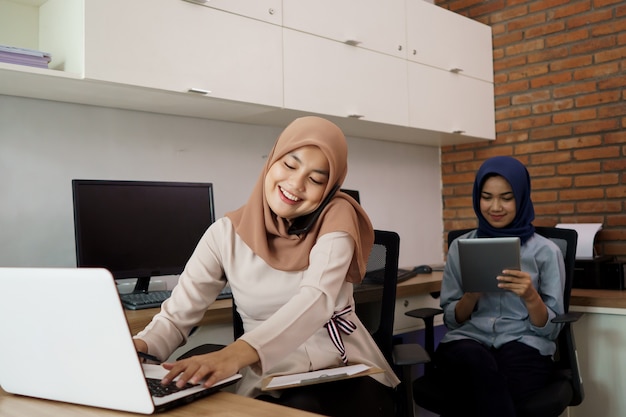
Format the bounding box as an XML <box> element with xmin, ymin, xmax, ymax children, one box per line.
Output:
<box><xmin>0</xmin><ymin>44</ymin><xmax>51</xmax><ymax>69</ymax></box>
<box><xmin>556</xmin><ymin>223</ymin><xmax>602</xmax><ymax>259</ymax></box>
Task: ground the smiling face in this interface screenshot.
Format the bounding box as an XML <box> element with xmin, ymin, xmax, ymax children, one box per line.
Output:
<box><xmin>480</xmin><ymin>175</ymin><xmax>517</xmax><ymax>229</ymax></box>
<box><xmin>263</xmin><ymin>145</ymin><xmax>330</xmax><ymax>221</ymax></box>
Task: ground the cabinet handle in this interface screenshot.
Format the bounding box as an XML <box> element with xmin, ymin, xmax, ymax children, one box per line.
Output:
<box><xmin>188</xmin><ymin>88</ymin><xmax>211</xmax><ymax>95</ymax></box>
<box><xmin>344</xmin><ymin>40</ymin><xmax>362</xmax><ymax>47</ymax></box>
<box><xmin>268</xmin><ymin>8</ymin><xmax>275</xmax><ymax>15</ymax></box>
<box><xmin>452</xmin><ymin>130</ymin><xmax>466</xmax><ymax>134</ymax></box>
<box><xmin>348</xmin><ymin>114</ymin><xmax>364</xmax><ymax>119</ymax></box>
<box><xmin>449</xmin><ymin>68</ymin><xmax>464</xmax><ymax>73</ymax></box>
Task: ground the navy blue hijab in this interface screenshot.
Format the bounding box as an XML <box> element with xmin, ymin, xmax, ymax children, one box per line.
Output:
<box><xmin>473</xmin><ymin>156</ymin><xmax>535</xmax><ymax>244</ymax></box>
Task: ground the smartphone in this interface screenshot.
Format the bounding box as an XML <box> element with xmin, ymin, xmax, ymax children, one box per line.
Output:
<box><xmin>288</xmin><ymin>184</ymin><xmax>340</xmax><ymax>235</ymax></box>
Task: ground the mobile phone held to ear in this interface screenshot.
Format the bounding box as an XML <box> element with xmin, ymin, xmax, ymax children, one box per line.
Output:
<box><xmin>288</xmin><ymin>184</ymin><xmax>340</xmax><ymax>235</ymax></box>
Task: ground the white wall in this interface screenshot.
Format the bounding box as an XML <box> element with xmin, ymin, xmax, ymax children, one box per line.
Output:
<box><xmin>0</xmin><ymin>94</ymin><xmax>443</xmax><ymax>270</ymax></box>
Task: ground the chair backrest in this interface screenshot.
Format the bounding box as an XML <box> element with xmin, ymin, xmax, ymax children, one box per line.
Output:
<box><xmin>534</xmin><ymin>226</ymin><xmax>577</xmax><ymax>313</ymax></box>
<box><xmin>358</xmin><ymin>230</ymin><xmax>400</xmax><ymax>364</ymax></box>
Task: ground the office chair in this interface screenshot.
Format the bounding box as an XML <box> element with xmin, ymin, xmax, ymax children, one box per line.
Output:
<box><xmin>360</xmin><ymin>230</ymin><xmax>434</xmax><ymax>417</ymax></box>
<box><xmin>394</xmin><ymin>226</ymin><xmax>584</xmax><ymax>417</ymax></box>
<box><xmin>176</xmin><ymin>300</ymin><xmax>240</xmax><ymax>358</ymax></box>
<box><xmin>361</xmin><ymin>229</ymin><xmax>426</xmax><ymax>417</ymax></box>
<box><xmin>358</xmin><ymin>229</ymin><xmax>400</xmax><ymax>365</ymax></box>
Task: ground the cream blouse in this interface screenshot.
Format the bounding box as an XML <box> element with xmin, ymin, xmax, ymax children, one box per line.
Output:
<box><xmin>135</xmin><ymin>217</ymin><xmax>400</xmax><ymax>397</ymax></box>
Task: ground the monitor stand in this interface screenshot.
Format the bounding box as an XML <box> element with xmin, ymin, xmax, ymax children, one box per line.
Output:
<box><xmin>132</xmin><ymin>276</ymin><xmax>152</xmax><ymax>293</ymax></box>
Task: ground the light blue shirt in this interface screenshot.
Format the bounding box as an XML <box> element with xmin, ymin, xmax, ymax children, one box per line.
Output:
<box><xmin>440</xmin><ymin>230</ymin><xmax>565</xmax><ymax>356</ymax></box>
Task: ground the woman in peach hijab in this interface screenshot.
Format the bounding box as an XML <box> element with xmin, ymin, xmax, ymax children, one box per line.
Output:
<box><xmin>134</xmin><ymin>116</ymin><xmax>399</xmax><ymax>416</ymax></box>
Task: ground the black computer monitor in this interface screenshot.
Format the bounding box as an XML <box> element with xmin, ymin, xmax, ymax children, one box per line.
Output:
<box><xmin>72</xmin><ymin>179</ymin><xmax>215</xmax><ymax>293</ymax></box>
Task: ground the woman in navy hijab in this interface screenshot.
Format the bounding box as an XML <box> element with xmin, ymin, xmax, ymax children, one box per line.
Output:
<box><xmin>435</xmin><ymin>156</ymin><xmax>566</xmax><ymax>417</ymax></box>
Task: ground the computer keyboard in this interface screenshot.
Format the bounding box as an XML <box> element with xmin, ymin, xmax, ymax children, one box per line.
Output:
<box><xmin>360</xmin><ymin>267</ymin><xmax>419</xmax><ymax>286</ymax></box>
<box><xmin>120</xmin><ymin>286</ymin><xmax>233</xmax><ymax>310</ymax></box>
<box><xmin>120</xmin><ymin>290</ymin><xmax>172</xmax><ymax>310</ymax></box>
<box><xmin>217</xmin><ymin>285</ymin><xmax>232</xmax><ymax>300</ymax></box>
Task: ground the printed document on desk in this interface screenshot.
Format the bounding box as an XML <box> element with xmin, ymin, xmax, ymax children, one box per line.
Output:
<box><xmin>556</xmin><ymin>223</ymin><xmax>602</xmax><ymax>259</ymax></box>
<box><xmin>262</xmin><ymin>364</ymin><xmax>382</xmax><ymax>390</ymax></box>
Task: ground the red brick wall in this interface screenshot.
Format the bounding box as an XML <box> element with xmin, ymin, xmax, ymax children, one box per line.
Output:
<box><xmin>435</xmin><ymin>0</ymin><xmax>626</xmax><ymax>260</ymax></box>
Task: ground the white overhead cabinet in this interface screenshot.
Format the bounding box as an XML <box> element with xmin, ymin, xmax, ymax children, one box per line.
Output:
<box><xmin>282</xmin><ymin>0</ymin><xmax>407</xmax><ymax>59</ymax></box>
<box><xmin>185</xmin><ymin>0</ymin><xmax>282</xmax><ymax>25</ymax></box>
<box><xmin>84</xmin><ymin>0</ymin><xmax>283</xmax><ymax>108</ymax></box>
<box><xmin>283</xmin><ymin>29</ymin><xmax>409</xmax><ymax>127</ymax></box>
<box><xmin>406</xmin><ymin>0</ymin><xmax>493</xmax><ymax>82</ymax></box>
<box><xmin>406</xmin><ymin>0</ymin><xmax>495</xmax><ymax>140</ymax></box>
<box><xmin>408</xmin><ymin>63</ymin><xmax>495</xmax><ymax>139</ymax></box>
<box><xmin>0</xmin><ymin>0</ymin><xmax>495</xmax><ymax>146</ymax></box>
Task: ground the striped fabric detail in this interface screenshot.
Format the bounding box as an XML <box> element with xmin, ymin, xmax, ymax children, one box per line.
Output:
<box><xmin>324</xmin><ymin>305</ymin><xmax>357</xmax><ymax>364</ymax></box>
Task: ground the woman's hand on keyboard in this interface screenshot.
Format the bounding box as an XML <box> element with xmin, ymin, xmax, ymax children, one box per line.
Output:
<box><xmin>161</xmin><ymin>339</ymin><xmax>259</xmax><ymax>389</ymax></box>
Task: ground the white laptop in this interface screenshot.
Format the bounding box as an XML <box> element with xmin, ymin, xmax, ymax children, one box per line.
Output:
<box><xmin>458</xmin><ymin>237</ymin><xmax>521</xmax><ymax>292</ymax></box>
<box><xmin>0</xmin><ymin>267</ymin><xmax>241</xmax><ymax>414</ymax></box>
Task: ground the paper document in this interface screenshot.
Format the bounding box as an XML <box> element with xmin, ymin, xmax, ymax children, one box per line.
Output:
<box><xmin>262</xmin><ymin>364</ymin><xmax>381</xmax><ymax>390</ymax></box>
<box><xmin>556</xmin><ymin>223</ymin><xmax>602</xmax><ymax>259</ymax></box>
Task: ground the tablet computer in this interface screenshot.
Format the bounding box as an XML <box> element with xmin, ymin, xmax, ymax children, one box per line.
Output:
<box><xmin>458</xmin><ymin>237</ymin><xmax>521</xmax><ymax>292</ymax></box>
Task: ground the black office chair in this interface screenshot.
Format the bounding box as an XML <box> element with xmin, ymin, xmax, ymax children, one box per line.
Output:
<box><xmin>177</xmin><ymin>298</ymin><xmax>242</xmax><ymax>358</ymax></box>
<box><xmin>394</xmin><ymin>226</ymin><xmax>584</xmax><ymax>417</ymax></box>
<box><xmin>358</xmin><ymin>230</ymin><xmax>400</xmax><ymax>365</ymax></box>
<box><xmin>360</xmin><ymin>229</ymin><xmax>421</xmax><ymax>417</ymax></box>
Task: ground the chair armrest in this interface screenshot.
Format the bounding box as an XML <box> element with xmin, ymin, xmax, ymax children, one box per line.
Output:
<box><xmin>405</xmin><ymin>307</ymin><xmax>444</xmax><ymax>320</ymax></box>
<box><xmin>392</xmin><ymin>343</ymin><xmax>431</xmax><ymax>366</ymax></box>
<box><xmin>393</xmin><ymin>343</ymin><xmax>430</xmax><ymax>417</ymax></box>
<box><xmin>552</xmin><ymin>311</ymin><xmax>584</xmax><ymax>324</ymax></box>
<box><xmin>177</xmin><ymin>343</ymin><xmax>225</xmax><ymax>360</ymax></box>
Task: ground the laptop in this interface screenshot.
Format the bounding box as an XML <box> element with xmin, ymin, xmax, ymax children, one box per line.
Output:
<box><xmin>0</xmin><ymin>267</ymin><xmax>241</xmax><ymax>414</ymax></box>
<box><xmin>458</xmin><ymin>237</ymin><xmax>521</xmax><ymax>292</ymax></box>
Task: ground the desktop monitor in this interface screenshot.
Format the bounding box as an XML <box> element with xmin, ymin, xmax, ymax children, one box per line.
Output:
<box><xmin>72</xmin><ymin>179</ymin><xmax>215</xmax><ymax>293</ymax></box>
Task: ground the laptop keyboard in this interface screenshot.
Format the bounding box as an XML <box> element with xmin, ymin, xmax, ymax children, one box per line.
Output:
<box><xmin>146</xmin><ymin>378</ymin><xmax>196</xmax><ymax>398</ymax></box>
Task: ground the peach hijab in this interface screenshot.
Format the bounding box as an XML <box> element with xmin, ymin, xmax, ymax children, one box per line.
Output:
<box><xmin>225</xmin><ymin>116</ymin><xmax>374</xmax><ymax>283</ymax></box>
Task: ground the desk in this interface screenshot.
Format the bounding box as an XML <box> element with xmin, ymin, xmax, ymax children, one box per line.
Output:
<box><xmin>567</xmin><ymin>288</ymin><xmax>626</xmax><ymax>417</ymax></box>
<box><xmin>125</xmin><ymin>298</ymin><xmax>234</xmax><ymax>336</ymax></box>
<box><xmin>126</xmin><ymin>276</ymin><xmax>626</xmax><ymax>335</ymax></box>
<box><xmin>0</xmin><ymin>387</ymin><xmax>322</xmax><ymax>417</ymax></box>
<box><xmin>571</xmin><ymin>288</ymin><xmax>626</xmax><ymax>309</ymax></box>
<box><xmin>125</xmin><ymin>272</ymin><xmax>445</xmax><ymax>336</ymax></box>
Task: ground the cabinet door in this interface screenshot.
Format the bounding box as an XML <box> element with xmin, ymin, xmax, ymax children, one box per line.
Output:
<box><xmin>283</xmin><ymin>0</ymin><xmax>406</xmax><ymax>59</ymax></box>
<box><xmin>394</xmin><ymin>294</ymin><xmax>444</xmax><ymax>335</ymax></box>
<box><xmin>185</xmin><ymin>0</ymin><xmax>282</xmax><ymax>25</ymax></box>
<box><xmin>84</xmin><ymin>0</ymin><xmax>282</xmax><ymax>108</ymax></box>
<box><xmin>406</xmin><ymin>0</ymin><xmax>493</xmax><ymax>83</ymax></box>
<box><xmin>408</xmin><ymin>62</ymin><xmax>495</xmax><ymax>140</ymax></box>
<box><xmin>283</xmin><ymin>29</ymin><xmax>408</xmax><ymax>127</ymax></box>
